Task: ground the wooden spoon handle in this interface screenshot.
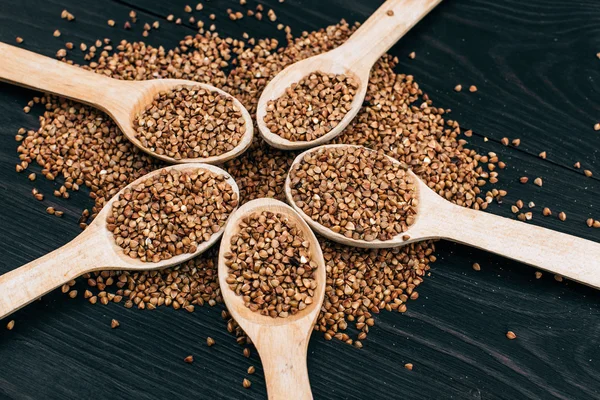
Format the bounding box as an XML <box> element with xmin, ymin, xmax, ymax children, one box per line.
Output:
<box><xmin>0</xmin><ymin>42</ymin><xmax>118</xmax><ymax>106</ymax></box>
<box><xmin>0</xmin><ymin>231</ymin><xmax>100</xmax><ymax>319</ymax></box>
<box><xmin>442</xmin><ymin>204</ymin><xmax>600</xmax><ymax>287</ymax></box>
<box><xmin>259</xmin><ymin>336</ymin><xmax>312</xmax><ymax>400</ymax></box>
<box><xmin>341</xmin><ymin>0</ymin><xmax>443</xmax><ymax>68</ymax></box>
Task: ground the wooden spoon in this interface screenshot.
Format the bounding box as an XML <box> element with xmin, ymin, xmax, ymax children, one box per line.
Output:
<box><xmin>0</xmin><ymin>163</ymin><xmax>239</xmax><ymax>320</ymax></box>
<box><xmin>0</xmin><ymin>42</ymin><xmax>253</xmax><ymax>165</ymax></box>
<box><xmin>218</xmin><ymin>198</ymin><xmax>326</xmax><ymax>400</ymax></box>
<box><xmin>256</xmin><ymin>0</ymin><xmax>442</xmax><ymax>150</ymax></box>
<box><xmin>286</xmin><ymin>144</ymin><xmax>600</xmax><ymax>289</ymax></box>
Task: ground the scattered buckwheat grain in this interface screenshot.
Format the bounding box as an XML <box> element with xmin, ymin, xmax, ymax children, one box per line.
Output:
<box><xmin>558</xmin><ymin>212</ymin><xmax>566</xmax><ymax>221</ymax></box>
<box><xmin>60</xmin><ymin>9</ymin><xmax>75</xmax><ymax>21</ymax></box>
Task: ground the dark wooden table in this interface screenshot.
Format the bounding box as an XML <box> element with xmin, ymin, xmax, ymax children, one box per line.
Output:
<box><xmin>1</xmin><ymin>0</ymin><xmax>599</xmax><ymax>399</ymax></box>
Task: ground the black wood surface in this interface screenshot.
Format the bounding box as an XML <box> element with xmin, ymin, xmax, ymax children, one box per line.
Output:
<box><xmin>1</xmin><ymin>0</ymin><xmax>599</xmax><ymax>399</ymax></box>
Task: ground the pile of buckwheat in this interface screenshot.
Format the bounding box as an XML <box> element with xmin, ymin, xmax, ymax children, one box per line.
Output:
<box><xmin>15</xmin><ymin>15</ymin><xmax>501</xmax><ymax>346</ymax></box>
<box><xmin>263</xmin><ymin>71</ymin><xmax>358</xmax><ymax>141</ymax></box>
<box><xmin>289</xmin><ymin>145</ymin><xmax>417</xmax><ymax>241</ymax></box>
<box><xmin>224</xmin><ymin>211</ymin><xmax>318</xmax><ymax>318</ymax></box>
<box><xmin>107</xmin><ymin>168</ymin><xmax>238</xmax><ymax>262</ymax></box>
<box><xmin>134</xmin><ymin>86</ymin><xmax>246</xmax><ymax>160</ymax></box>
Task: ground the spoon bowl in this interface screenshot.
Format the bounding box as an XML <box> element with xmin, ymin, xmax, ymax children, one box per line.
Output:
<box><xmin>0</xmin><ymin>163</ymin><xmax>239</xmax><ymax>319</ymax></box>
<box><xmin>286</xmin><ymin>144</ymin><xmax>431</xmax><ymax>249</ymax></box>
<box><xmin>108</xmin><ymin>79</ymin><xmax>254</xmax><ymax>165</ymax></box>
<box><xmin>218</xmin><ymin>198</ymin><xmax>326</xmax><ymax>400</ymax></box>
<box><xmin>257</xmin><ymin>0</ymin><xmax>443</xmax><ymax>150</ymax></box>
<box><xmin>0</xmin><ymin>42</ymin><xmax>254</xmax><ymax>164</ymax></box>
<box><xmin>256</xmin><ymin>54</ymin><xmax>368</xmax><ymax>151</ymax></box>
<box><xmin>286</xmin><ymin>144</ymin><xmax>600</xmax><ymax>289</ymax></box>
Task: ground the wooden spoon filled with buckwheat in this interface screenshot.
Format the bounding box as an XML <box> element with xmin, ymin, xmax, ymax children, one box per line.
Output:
<box><xmin>0</xmin><ymin>42</ymin><xmax>253</xmax><ymax>164</ymax></box>
<box><xmin>0</xmin><ymin>164</ymin><xmax>239</xmax><ymax>319</ymax></box>
<box><xmin>218</xmin><ymin>198</ymin><xmax>326</xmax><ymax>400</ymax></box>
<box><xmin>286</xmin><ymin>144</ymin><xmax>600</xmax><ymax>289</ymax></box>
<box><xmin>256</xmin><ymin>0</ymin><xmax>443</xmax><ymax>150</ymax></box>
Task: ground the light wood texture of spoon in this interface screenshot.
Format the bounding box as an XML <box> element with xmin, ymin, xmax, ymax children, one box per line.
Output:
<box><xmin>286</xmin><ymin>144</ymin><xmax>600</xmax><ymax>289</ymax></box>
<box><xmin>256</xmin><ymin>0</ymin><xmax>442</xmax><ymax>150</ymax></box>
<box><xmin>218</xmin><ymin>198</ymin><xmax>326</xmax><ymax>400</ymax></box>
<box><xmin>0</xmin><ymin>163</ymin><xmax>239</xmax><ymax>320</ymax></box>
<box><xmin>0</xmin><ymin>42</ymin><xmax>253</xmax><ymax>165</ymax></box>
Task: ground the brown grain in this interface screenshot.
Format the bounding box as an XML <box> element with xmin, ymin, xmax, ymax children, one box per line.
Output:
<box><xmin>558</xmin><ymin>212</ymin><xmax>566</xmax><ymax>221</ymax></box>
